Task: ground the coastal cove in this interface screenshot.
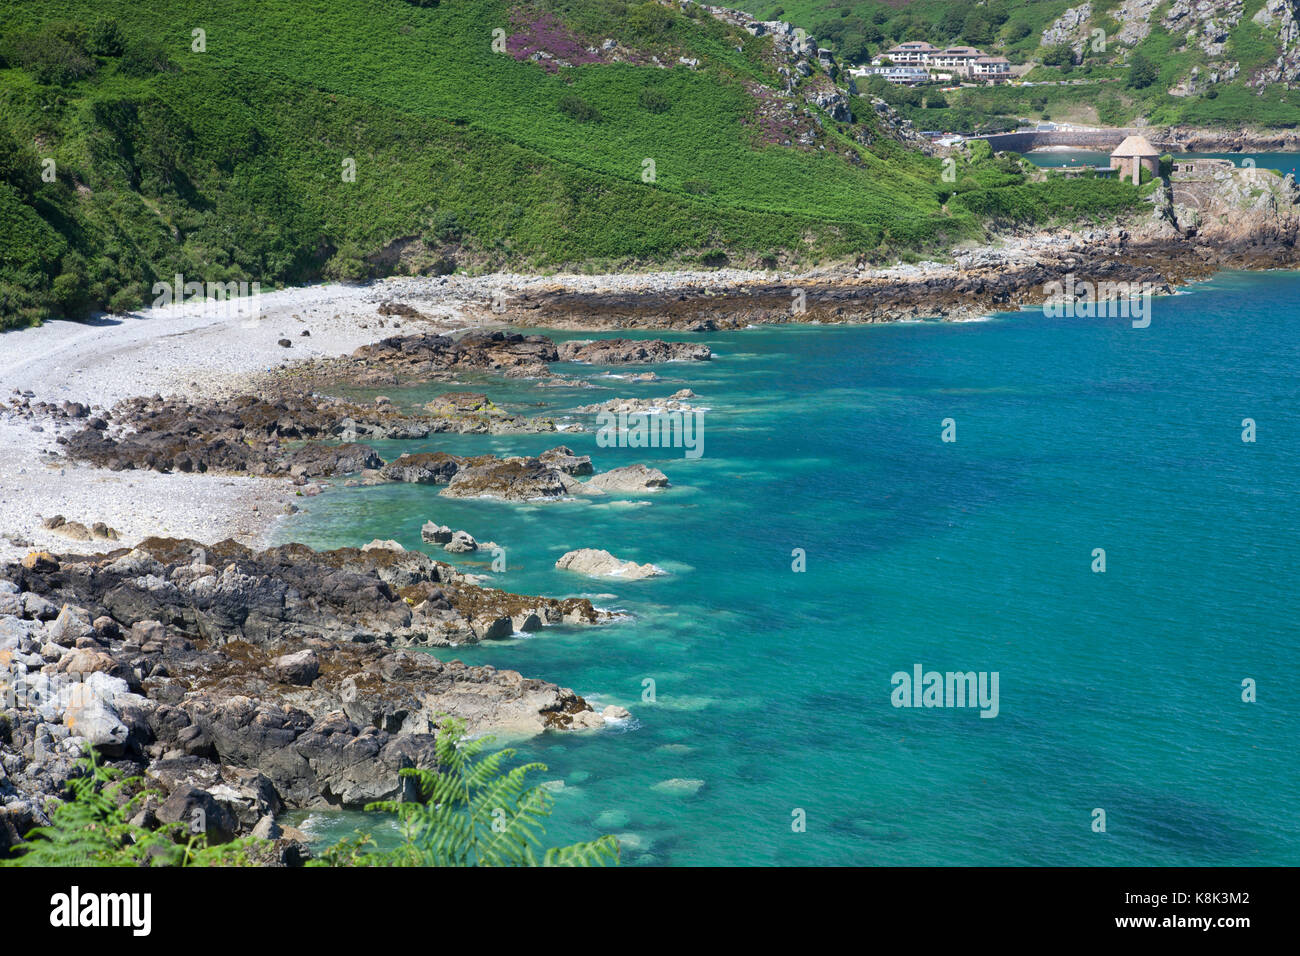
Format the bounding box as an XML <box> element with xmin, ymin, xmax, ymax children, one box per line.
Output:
<box><xmin>277</xmin><ymin>270</ymin><xmax>1300</xmax><ymax>866</ymax></box>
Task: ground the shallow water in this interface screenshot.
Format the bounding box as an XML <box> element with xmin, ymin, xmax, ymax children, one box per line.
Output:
<box><xmin>280</xmin><ymin>270</ymin><xmax>1300</xmax><ymax>865</ymax></box>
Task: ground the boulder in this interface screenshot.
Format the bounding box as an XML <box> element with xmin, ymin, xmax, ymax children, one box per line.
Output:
<box><xmin>379</xmin><ymin>452</ymin><xmax>464</xmax><ymax>484</ymax></box>
<box><xmin>156</xmin><ymin>785</ymin><xmax>238</xmax><ymax>844</ymax></box>
<box><xmin>20</xmin><ymin>552</ymin><xmax>58</xmax><ymax>572</ymax></box>
<box><xmin>583</xmin><ymin>464</ymin><xmax>671</xmax><ymax>493</ymax></box>
<box><xmin>443</xmin><ymin>530</ymin><xmax>478</xmax><ymax>554</ymax></box>
<box><xmin>274</xmin><ymin>649</ymin><xmax>320</xmax><ymax>686</ymax></box>
<box><xmin>555</xmin><ymin>549</ymin><xmax>665</xmax><ymax>580</ymax></box>
<box><xmin>420</xmin><ymin>521</ymin><xmax>453</xmax><ymax>544</ymax></box>
<box><xmin>539</xmin><ymin>445</ymin><xmax>594</xmax><ymax>475</ymax></box>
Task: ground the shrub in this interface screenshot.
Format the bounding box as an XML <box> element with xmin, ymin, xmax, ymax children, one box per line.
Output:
<box><xmin>324</xmin><ymin>242</ymin><xmax>370</xmax><ymax>282</ymax></box>
<box><xmin>639</xmin><ymin>86</ymin><xmax>671</xmax><ymax>114</ymax></box>
<box><xmin>88</xmin><ymin>19</ymin><xmax>126</xmax><ymax>57</ymax></box>
<box><xmin>557</xmin><ymin>93</ymin><xmax>601</xmax><ymax>122</ymax></box>
<box><xmin>120</xmin><ymin>38</ymin><xmax>175</xmax><ymax>77</ymax></box>
<box><xmin>9</xmin><ymin>29</ymin><xmax>97</xmax><ymax>86</ymax></box>
<box><xmin>1042</xmin><ymin>43</ymin><xmax>1074</xmax><ymax>68</ymax></box>
<box><xmin>1128</xmin><ymin>52</ymin><xmax>1158</xmax><ymax>89</ymax></box>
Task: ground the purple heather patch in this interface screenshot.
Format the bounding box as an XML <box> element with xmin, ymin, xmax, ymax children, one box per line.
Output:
<box><xmin>507</xmin><ymin>8</ymin><xmax>603</xmax><ymax>72</ymax></box>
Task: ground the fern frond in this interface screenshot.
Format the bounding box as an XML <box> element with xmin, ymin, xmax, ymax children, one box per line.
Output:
<box><xmin>322</xmin><ymin>722</ymin><xmax>620</xmax><ymax>867</ymax></box>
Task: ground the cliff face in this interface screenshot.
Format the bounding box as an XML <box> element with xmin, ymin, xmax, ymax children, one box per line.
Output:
<box><xmin>1149</xmin><ymin>162</ymin><xmax>1300</xmax><ymax>249</ymax></box>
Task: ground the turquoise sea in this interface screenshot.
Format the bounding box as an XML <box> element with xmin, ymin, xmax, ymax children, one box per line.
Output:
<box><xmin>280</xmin><ymin>269</ymin><xmax>1299</xmax><ymax>866</ymax></box>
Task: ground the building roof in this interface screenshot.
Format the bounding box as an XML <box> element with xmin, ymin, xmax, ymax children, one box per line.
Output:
<box><xmin>889</xmin><ymin>42</ymin><xmax>938</xmax><ymax>51</ymax></box>
<box><xmin>1111</xmin><ymin>134</ymin><xmax>1159</xmax><ymax>157</ymax></box>
<box><xmin>975</xmin><ymin>56</ymin><xmax>1009</xmax><ymax>64</ymax></box>
<box><xmin>940</xmin><ymin>46</ymin><xmax>983</xmax><ymax>55</ymax></box>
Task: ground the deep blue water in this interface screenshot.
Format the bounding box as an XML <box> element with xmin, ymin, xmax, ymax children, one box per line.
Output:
<box><xmin>280</xmin><ymin>270</ymin><xmax>1300</xmax><ymax>865</ymax></box>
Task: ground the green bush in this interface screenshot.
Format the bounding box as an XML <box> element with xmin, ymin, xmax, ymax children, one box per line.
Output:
<box><xmin>1128</xmin><ymin>52</ymin><xmax>1158</xmax><ymax>89</ymax></box>
<box><xmin>88</xmin><ymin>19</ymin><xmax>126</xmax><ymax>57</ymax></box>
<box><xmin>557</xmin><ymin>93</ymin><xmax>602</xmax><ymax>123</ymax></box>
<box><xmin>6</xmin><ymin>26</ymin><xmax>97</xmax><ymax>86</ymax></box>
<box><xmin>639</xmin><ymin>86</ymin><xmax>672</xmax><ymax>114</ymax></box>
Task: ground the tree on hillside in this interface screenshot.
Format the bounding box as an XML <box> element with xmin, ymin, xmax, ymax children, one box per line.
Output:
<box><xmin>1128</xmin><ymin>52</ymin><xmax>1159</xmax><ymax>89</ymax></box>
<box><xmin>963</xmin><ymin>12</ymin><xmax>994</xmax><ymax>46</ymax></box>
<box><xmin>1042</xmin><ymin>43</ymin><xmax>1075</xmax><ymax>67</ymax></box>
<box><xmin>938</xmin><ymin>8</ymin><xmax>965</xmax><ymax>39</ymax></box>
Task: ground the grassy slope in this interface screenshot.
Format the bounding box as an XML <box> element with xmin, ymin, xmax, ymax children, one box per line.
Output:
<box><xmin>0</xmin><ymin>0</ymin><xmax>1139</xmax><ymax>328</ymax></box>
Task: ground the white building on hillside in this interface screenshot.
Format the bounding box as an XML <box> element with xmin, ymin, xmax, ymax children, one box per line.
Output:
<box><xmin>971</xmin><ymin>55</ymin><xmax>1011</xmax><ymax>82</ymax></box>
<box><xmin>882</xmin><ymin>41</ymin><xmax>938</xmax><ymax>66</ymax></box>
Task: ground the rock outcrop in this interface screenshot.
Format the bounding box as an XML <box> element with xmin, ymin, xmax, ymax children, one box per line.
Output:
<box><xmin>0</xmin><ymin>539</ymin><xmax>619</xmax><ymax>859</ymax></box>
<box><xmin>558</xmin><ymin>338</ymin><xmax>713</xmax><ymax>364</ymax></box>
<box><xmin>556</xmin><ymin>549</ymin><xmax>665</xmax><ymax>580</ymax></box>
<box><xmin>583</xmin><ymin>464</ymin><xmax>671</xmax><ymax>493</ymax></box>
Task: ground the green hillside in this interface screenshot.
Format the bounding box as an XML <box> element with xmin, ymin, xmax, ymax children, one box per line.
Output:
<box><xmin>739</xmin><ymin>0</ymin><xmax>1300</xmax><ymax>130</ymax></box>
<box><xmin>0</xmin><ymin>0</ymin><xmax>1141</xmax><ymax>328</ymax></box>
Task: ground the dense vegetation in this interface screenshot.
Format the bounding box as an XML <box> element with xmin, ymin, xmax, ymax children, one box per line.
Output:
<box><xmin>0</xmin><ymin>0</ymin><xmax>1140</xmax><ymax>329</ymax></box>
<box><xmin>741</xmin><ymin>0</ymin><xmax>1300</xmax><ymax>131</ymax></box>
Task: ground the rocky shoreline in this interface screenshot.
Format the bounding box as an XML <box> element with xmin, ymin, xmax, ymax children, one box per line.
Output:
<box><xmin>2</xmin><ymin>150</ymin><xmax>1299</xmax><ymax>862</ymax></box>
<box><xmin>0</xmin><ymin>538</ymin><xmax>632</xmax><ymax>860</ymax></box>
<box><xmin>0</xmin><ymin>310</ymin><xmax>714</xmax><ymax>860</ymax></box>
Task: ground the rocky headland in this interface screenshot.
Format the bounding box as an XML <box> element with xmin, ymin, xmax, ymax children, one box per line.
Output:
<box><xmin>0</xmin><ymin>536</ymin><xmax>628</xmax><ymax>860</ymax></box>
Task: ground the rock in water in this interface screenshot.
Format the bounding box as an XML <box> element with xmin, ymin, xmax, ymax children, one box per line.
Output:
<box><xmin>420</xmin><ymin>521</ymin><xmax>453</xmax><ymax>544</ymax></box>
<box><xmin>443</xmin><ymin>530</ymin><xmax>478</xmax><ymax>553</ymax></box>
<box><xmin>539</xmin><ymin>445</ymin><xmax>594</xmax><ymax>475</ymax></box>
<box><xmin>583</xmin><ymin>464</ymin><xmax>670</xmax><ymax>493</ymax></box>
<box><xmin>442</xmin><ymin>456</ymin><xmax>578</xmax><ymax>500</ymax></box>
<box><xmin>556</xmin><ymin>548</ymin><xmax>665</xmax><ymax>580</ymax></box>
